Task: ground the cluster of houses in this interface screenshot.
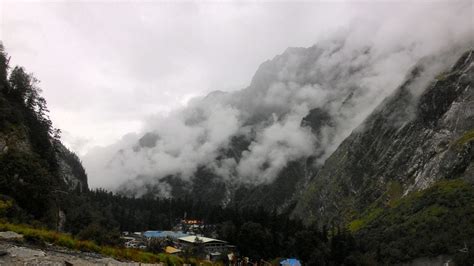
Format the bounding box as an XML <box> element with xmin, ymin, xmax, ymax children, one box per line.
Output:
<box><xmin>121</xmin><ymin>219</ymin><xmax>236</xmax><ymax>261</ymax></box>
<box><xmin>121</xmin><ymin>219</ymin><xmax>302</xmax><ymax>265</ymax></box>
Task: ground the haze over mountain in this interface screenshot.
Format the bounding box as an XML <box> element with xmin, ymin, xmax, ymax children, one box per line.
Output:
<box><xmin>80</xmin><ymin>1</ymin><xmax>472</xmax><ymax>200</ymax></box>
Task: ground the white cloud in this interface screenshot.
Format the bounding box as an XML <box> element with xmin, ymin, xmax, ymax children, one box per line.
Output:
<box><xmin>236</xmin><ymin>109</ymin><xmax>315</xmax><ymax>184</ymax></box>
<box><xmin>1</xmin><ymin>1</ymin><xmax>472</xmax><ymax>190</ymax></box>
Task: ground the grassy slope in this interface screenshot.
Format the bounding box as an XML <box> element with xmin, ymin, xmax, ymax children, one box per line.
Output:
<box><xmin>0</xmin><ymin>220</ymin><xmax>189</xmax><ymax>265</ymax></box>
<box><xmin>349</xmin><ymin>179</ymin><xmax>474</xmax><ymax>263</ymax></box>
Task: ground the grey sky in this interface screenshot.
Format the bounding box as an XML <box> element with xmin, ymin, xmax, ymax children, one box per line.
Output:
<box><xmin>1</xmin><ymin>1</ymin><xmax>351</xmax><ymax>153</ymax></box>
<box><xmin>0</xmin><ymin>0</ymin><xmax>471</xmax><ymax>158</ymax></box>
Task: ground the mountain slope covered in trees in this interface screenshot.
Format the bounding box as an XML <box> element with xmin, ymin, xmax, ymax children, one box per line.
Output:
<box><xmin>0</xmin><ymin>44</ymin><xmax>88</xmax><ymax>228</ymax></box>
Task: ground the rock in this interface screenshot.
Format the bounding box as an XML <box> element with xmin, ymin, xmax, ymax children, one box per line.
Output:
<box><xmin>0</xmin><ymin>241</ymin><xmax>168</xmax><ymax>265</ymax></box>
<box><xmin>7</xmin><ymin>246</ymin><xmax>45</xmax><ymax>258</ymax></box>
<box><xmin>0</xmin><ymin>231</ymin><xmax>23</xmax><ymax>240</ymax></box>
<box><xmin>96</xmin><ymin>257</ymin><xmax>126</xmax><ymax>264</ymax></box>
<box><xmin>56</xmin><ymin>142</ymin><xmax>89</xmax><ymax>192</ymax></box>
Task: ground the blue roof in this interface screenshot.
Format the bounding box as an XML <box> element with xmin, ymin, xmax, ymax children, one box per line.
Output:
<box><xmin>280</xmin><ymin>258</ymin><xmax>301</xmax><ymax>266</ymax></box>
<box><xmin>143</xmin><ymin>231</ymin><xmax>189</xmax><ymax>239</ymax></box>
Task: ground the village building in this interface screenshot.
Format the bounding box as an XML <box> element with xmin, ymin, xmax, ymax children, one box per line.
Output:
<box><xmin>173</xmin><ymin>219</ymin><xmax>208</xmax><ymax>235</ymax></box>
<box><xmin>178</xmin><ymin>235</ymin><xmax>236</xmax><ymax>257</ymax></box>
<box><xmin>121</xmin><ymin>233</ymin><xmax>147</xmax><ymax>249</ymax></box>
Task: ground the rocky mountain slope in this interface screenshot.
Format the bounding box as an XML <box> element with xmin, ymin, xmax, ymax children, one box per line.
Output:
<box><xmin>0</xmin><ymin>45</ymin><xmax>88</xmax><ymax>227</ymax></box>
<box><xmin>293</xmin><ymin>50</ymin><xmax>473</xmax><ymax>225</ymax></box>
<box><xmin>112</xmin><ymin>45</ymin><xmax>473</xmax><ymax>224</ymax></box>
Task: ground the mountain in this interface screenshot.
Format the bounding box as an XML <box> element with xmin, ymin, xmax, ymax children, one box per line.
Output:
<box><xmin>97</xmin><ymin>39</ymin><xmax>420</xmax><ymax>208</ymax></box>
<box><xmin>106</xmin><ymin>42</ymin><xmax>472</xmax><ymax>222</ymax></box>
<box><xmin>1</xmin><ymin>40</ymin><xmax>472</xmax><ymax>263</ymax></box>
<box><xmin>293</xmin><ymin>50</ymin><xmax>473</xmax><ymax>225</ymax></box>
<box><xmin>104</xmin><ymin>45</ymin><xmax>474</xmax><ymax>263</ymax></box>
<box><xmin>270</xmin><ymin>49</ymin><xmax>473</xmax><ymax>263</ymax></box>
<box><xmin>0</xmin><ymin>45</ymin><xmax>88</xmax><ymax>227</ymax></box>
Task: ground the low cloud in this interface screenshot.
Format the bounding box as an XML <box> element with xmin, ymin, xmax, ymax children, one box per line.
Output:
<box><xmin>235</xmin><ymin>108</ymin><xmax>315</xmax><ymax>184</ymax></box>
<box><xmin>81</xmin><ymin>1</ymin><xmax>472</xmax><ymax>192</ymax></box>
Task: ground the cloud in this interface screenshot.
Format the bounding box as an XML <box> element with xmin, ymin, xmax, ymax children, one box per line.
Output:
<box><xmin>84</xmin><ymin>102</ymin><xmax>242</xmax><ymax>189</ymax></box>
<box><xmin>86</xmin><ymin>1</ymin><xmax>471</xmax><ymax>191</ymax></box>
<box><xmin>2</xmin><ymin>1</ymin><xmax>471</xmax><ymax>192</ymax></box>
<box><xmin>235</xmin><ymin>108</ymin><xmax>315</xmax><ymax>184</ymax></box>
<box><xmin>1</xmin><ymin>1</ymin><xmax>357</xmax><ymax>149</ymax></box>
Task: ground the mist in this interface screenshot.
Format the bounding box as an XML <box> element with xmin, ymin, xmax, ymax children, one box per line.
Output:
<box><xmin>81</xmin><ymin>1</ymin><xmax>472</xmax><ymax>192</ymax></box>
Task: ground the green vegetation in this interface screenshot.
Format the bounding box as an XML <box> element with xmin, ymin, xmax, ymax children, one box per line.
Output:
<box><xmin>0</xmin><ymin>43</ymin><xmax>64</xmax><ymax>227</ymax></box>
<box><xmin>0</xmin><ymin>221</ymin><xmax>183</xmax><ymax>264</ymax></box>
<box><xmin>348</xmin><ymin>207</ymin><xmax>383</xmax><ymax>233</ymax></box>
<box><xmin>349</xmin><ymin>181</ymin><xmax>403</xmax><ymax>232</ymax></box>
<box><xmin>454</xmin><ymin>128</ymin><xmax>474</xmax><ymax>149</ymax></box>
<box><xmin>386</xmin><ymin>181</ymin><xmax>403</xmax><ymax>207</ymax></box>
<box><xmin>0</xmin><ymin>198</ymin><xmax>13</xmax><ymax>215</ymax></box>
<box><xmin>354</xmin><ymin>179</ymin><xmax>474</xmax><ymax>264</ymax></box>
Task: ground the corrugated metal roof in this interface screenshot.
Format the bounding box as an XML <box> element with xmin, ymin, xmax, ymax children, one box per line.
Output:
<box><xmin>178</xmin><ymin>235</ymin><xmax>227</xmax><ymax>244</ymax></box>
<box><xmin>143</xmin><ymin>231</ymin><xmax>189</xmax><ymax>239</ymax></box>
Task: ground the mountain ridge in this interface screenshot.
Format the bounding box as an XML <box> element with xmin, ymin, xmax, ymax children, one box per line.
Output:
<box><xmin>109</xmin><ymin>45</ymin><xmax>473</xmax><ymax>224</ymax></box>
<box><xmin>105</xmin><ymin>39</ymin><xmax>413</xmax><ymax>205</ymax></box>
<box><xmin>293</xmin><ymin>49</ymin><xmax>473</xmax><ymax>225</ymax></box>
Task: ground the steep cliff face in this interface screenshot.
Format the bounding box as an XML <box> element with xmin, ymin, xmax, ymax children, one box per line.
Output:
<box><xmin>56</xmin><ymin>143</ymin><xmax>88</xmax><ymax>192</ymax></box>
<box><xmin>293</xmin><ymin>50</ymin><xmax>473</xmax><ymax>225</ymax></box>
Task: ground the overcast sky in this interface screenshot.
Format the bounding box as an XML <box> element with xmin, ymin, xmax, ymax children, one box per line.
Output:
<box><xmin>0</xmin><ymin>0</ymin><xmax>471</xmax><ymax>155</ymax></box>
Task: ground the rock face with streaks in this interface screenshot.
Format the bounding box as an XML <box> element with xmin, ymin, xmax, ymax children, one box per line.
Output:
<box><xmin>56</xmin><ymin>143</ymin><xmax>88</xmax><ymax>192</ymax></box>
<box><xmin>293</xmin><ymin>50</ymin><xmax>473</xmax><ymax>225</ymax></box>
